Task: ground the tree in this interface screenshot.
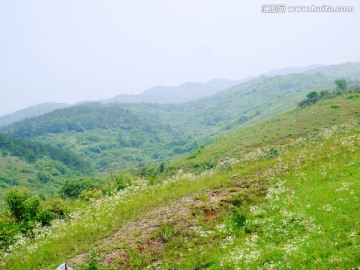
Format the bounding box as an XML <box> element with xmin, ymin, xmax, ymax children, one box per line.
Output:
<box><xmin>298</xmin><ymin>91</ymin><xmax>322</xmax><ymax>107</ymax></box>
<box><xmin>306</xmin><ymin>91</ymin><xmax>319</xmax><ymax>100</ymax></box>
<box><xmin>335</xmin><ymin>79</ymin><xmax>347</xmax><ymax>91</ymax></box>
<box><xmin>319</xmin><ymin>90</ymin><xmax>331</xmax><ymax>99</ymax></box>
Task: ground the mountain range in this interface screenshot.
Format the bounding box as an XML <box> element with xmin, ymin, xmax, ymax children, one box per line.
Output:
<box><xmin>1</xmin><ymin>62</ymin><xmax>359</xmax><ymax>175</ymax></box>
<box><xmin>0</xmin><ymin>63</ymin><xmax>340</xmax><ymax>128</ymax></box>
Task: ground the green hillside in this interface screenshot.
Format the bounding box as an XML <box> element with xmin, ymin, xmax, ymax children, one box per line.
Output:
<box><xmin>177</xmin><ymin>92</ymin><xmax>360</xmax><ymax>169</ymax></box>
<box><xmin>1</xmin><ymin>92</ymin><xmax>359</xmax><ymax>269</ymax></box>
<box><xmin>124</xmin><ymin>72</ymin><xmax>334</xmax><ymax>132</ymax></box>
<box><xmin>3</xmin><ymin>63</ymin><xmax>360</xmax><ymax>172</ymax></box>
<box><xmin>1</xmin><ymin>103</ymin><xmax>198</xmax><ymax>171</ymax></box>
<box><xmin>0</xmin><ymin>133</ymin><xmax>90</xmax><ymax>201</ymax></box>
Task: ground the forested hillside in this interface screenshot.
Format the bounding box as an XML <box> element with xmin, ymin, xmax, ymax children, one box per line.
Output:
<box><xmin>1</xmin><ymin>104</ymin><xmax>197</xmax><ymax>170</ymax></box>
<box><xmin>2</xmin><ymin>63</ymin><xmax>360</xmax><ymax>172</ymax></box>
<box><xmin>0</xmin><ymin>133</ymin><xmax>90</xmax><ymax>200</ymax></box>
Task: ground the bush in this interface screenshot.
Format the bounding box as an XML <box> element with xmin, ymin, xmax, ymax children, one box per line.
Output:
<box><xmin>38</xmin><ymin>197</ymin><xmax>68</xmax><ymax>226</ymax></box>
<box><xmin>36</xmin><ymin>171</ymin><xmax>55</xmax><ymax>183</ymax></box>
<box><xmin>267</xmin><ymin>147</ymin><xmax>279</xmax><ymax>158</ymax></box>
<box><xmin>306</xmin><ymin>91</ymin><xmax>319</xmax><ymax>100</ymax></box>
<box><xmin>320</xmin><ymin>90</ymin><xmax>331</xmax><ymax>99</ymax></box>
<box><xmin>60</xmin><ymin>178</ymin><xmax>97</xmax><ymax>199</ymax></box>
<box><xmin>4</xmin><ymin>187</ymin><xmax>41</xmax><ymax>223</ymax></box>
<box><xmin>113</xmin><ymin>173</ymin><xmax>133</xmax><ymax>191</ymax></box>
<box><xmin>0</xmin><ymin>213</ymin><xmax>19</xmax><ymax>249</ymax></box>
<box><xmin>1</xmin><ymin>187</ymin><xmax>69</xmax><ymax>251</ymax></box>
<box><xmin>298</xmin><ymin>88</ymin><xmax>335</xmax><ymax>107</ymax></box>
<box><xmin>231</xmin><ymin>208</ymin><xmax>247</xmax><ymax>229</ymax></box>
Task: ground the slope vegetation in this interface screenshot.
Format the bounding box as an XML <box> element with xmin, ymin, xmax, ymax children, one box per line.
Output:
<box><xmin>1</xmin><ymin>103</ymin><xmax>196</xmax><ymax>171</ymax></box>
<box><xmin>2</xmin><ymin>93</ymin><xmax>359</xmax><ymax>269</ymax></box>
<box><xmin>0</xmin><ymin>133</ymin><xmax>90</xmax><ymax>200</ymax></box>
<box><xmin>177</xmin><ymin>92</ymin><xmax>360</xmax><ymax>169</ymax></box>
<box><xmin>1</xmin><ymin>63</ymin><xmax>360</xmax><ymax>174</ymax></box>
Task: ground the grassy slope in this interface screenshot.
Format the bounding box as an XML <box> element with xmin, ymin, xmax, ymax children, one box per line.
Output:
<box><xmin>2</xmin><ymin>93</ymin><xmax>359</xmax><ymax>269</ymax></box>
<box><xmin>161</xmin><ymin>122</ymin><xmax>360</xmax><ymax>269</ymax></box>
<box><xmin>178</xmin><ymin>93</ymin><xmax>360</xmax><ymax>168</ymax></box>
<box><xmin>0</xmin><ymin>156</ymin><xmax>36</xmax><ymax>199</ymax></box>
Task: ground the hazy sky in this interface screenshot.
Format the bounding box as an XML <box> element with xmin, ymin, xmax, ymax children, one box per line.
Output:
<box><xmin>1</xmin><ymin>0</ymin><xmax>359</xmax><ymax>116</ymax></box>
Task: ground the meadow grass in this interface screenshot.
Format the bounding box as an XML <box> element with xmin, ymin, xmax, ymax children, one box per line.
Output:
<box><xmin>177</xmin><ymin>92</ymin><xmax>359</xmax><ymax>168</ymax></box>
<box><xmin>153</xmin><ymin>122</ymin><xmax>360</xmax><ymax>269</ymax></box>
<box><xmin>1</xmin><ymin>94</ymin><xmax>359</xmax><ymax>269</ymax></box>
<box><xmin>2</xmin><ymin>169</ymin><xmax>231</xmax><ymax>269</ymax></box>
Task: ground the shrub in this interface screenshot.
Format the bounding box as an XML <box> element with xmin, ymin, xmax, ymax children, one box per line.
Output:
<box><xmin>267</xmin><ymin>147</ymin><xmax>279</xmax><ymax>158</ymax></box>
<box><xmin>4</xmin><ymin>187</ymin><xmax>41</xmax><ymax>223</ymax></box>
<box><xmin>113</xmin><ymin>173</ymin><xmax>133</xmax><ymax>191</ymax></box>
<box><xmin>231</xmin><ymin>208</ymin><xmax>247</xmax><ymax>229</ymax></box>
<box><xmin>0</xmin><ymin>213</ymin><xmax>19</xmax><ymax>249</ymax></box>
<box><xmin>1</xmin><ymin>188</ymin><xmax>69</xmax><ymax>251</ymax></box>
<box><xmin>320</xmin><ymin>90</ymin><xmax>332</xmax><ymax>99</ymax></box>
<box><xmin>60</xmin><ymin>178</ymin><xmax>97</xmax><ymax>199</ymax></box>
<box><xmin>38</xmin><ymin>197</ymin><xmax>68</xmax><ymax>226</ymax></box>
<box><xmin>298</xmin><ymin>99</ymin><xmax>313</xmax><ymax>107</ymax></box>
<box><xmin>36</xmin><ymin>171</ymin><xmax>55</xmax><ymax>183</ymax></box>
<box><xmin>306</xmin><ymin>91</ymin><xmax>319</xmax><ymax>100</ymax></box>
<box><xmin>299</xmin><ymin>89</ymin><xmax>334</xmax><ymax>107</ymax></box>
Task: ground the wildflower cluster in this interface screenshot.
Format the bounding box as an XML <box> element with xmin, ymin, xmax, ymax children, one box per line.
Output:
<box><xmin>1</xmin><ymin>178</ymin><xmax>150</xmax><ymax>260</ymax></box>
<box><xmin>220</xmin><ymin>179</ymin><xmax>321</xmax><ymax>268</ymax></box>
<box><xmin>2</xmin><ymin>120</ymin><xmax>359</xmax><ymax>268</ymax></box>
<box><xmin>219</xmin><ymin>120</ymin><xmax>360</xmax><ymax>269</ymax></box>
<box><xmin>1</xmin><ymin>166</ymin><xmax>219</xmax><ymax>262</ymax></box>
<box><xmin>191</xmin><ymin>226</ymin><xmax>215</xmax><ymax>238</ymax></box>
<box><xmin>216</xmin><ymin>157</ymin><xmax>240</xmax><ymax>171</ymax></box>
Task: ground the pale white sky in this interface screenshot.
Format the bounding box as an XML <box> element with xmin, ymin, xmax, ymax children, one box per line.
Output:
<box><xmin>1</xmin><ymin>0</ymin><xmax>359</xmax><ymax>116</ymax></box>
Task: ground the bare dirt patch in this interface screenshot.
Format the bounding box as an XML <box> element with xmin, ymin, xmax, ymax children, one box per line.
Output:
<box><xmin>67</xmin><ymin>184</ymin><xmax>257</xmax><ymax>268</ymax></box>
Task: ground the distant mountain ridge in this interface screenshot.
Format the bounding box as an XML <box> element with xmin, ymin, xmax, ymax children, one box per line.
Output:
<box><xmin>0</xmin><ymin>79</ymin><xmax>249</xmax><ymax>127</ymax></box>
<box><xmin>1</xmin><ymin>63</ymin><xmax>356</xmax><ymax>128</ymax></box>
<box><xmin>102</xmin><ymin>77</ymin><xmax>254</xmax><ymax>104</ymax></box>
<box><xmin>264</xmin><ymin>64</ymin><xmax>324</xmax><ymax>76</ymax></box>
<box><xmin>0</xmin><ymin>103</ymin><xmax>69</xmax><ymax>128</ymax></box>
<box><xmin>305</xmin><ymin>62</ymin><xmax>360</xmax><ymax>80</ymax></box>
